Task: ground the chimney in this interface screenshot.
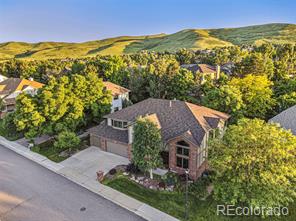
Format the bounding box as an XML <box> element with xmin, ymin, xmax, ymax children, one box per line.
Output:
<box><xmin>29</xmin><ymin>77</ymin><xmax>34</xmax><ymax>81</ymax></box>
<box><xmin>216</xmin><ymin>65</ymin><xmax>220</xmax><ymax>80</ymax></box>
<box><xmin>169</xmin><ymin>100</ymin><xmax>172</xmax><ymax>108</ymax></box>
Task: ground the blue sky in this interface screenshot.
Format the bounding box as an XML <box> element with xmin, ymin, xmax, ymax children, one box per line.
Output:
<box><xmin>0</xmin><ymin>0</ymin><xmax>295</xmax><ymax>42</ymax></box>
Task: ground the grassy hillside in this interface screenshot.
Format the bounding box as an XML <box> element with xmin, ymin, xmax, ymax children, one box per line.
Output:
<box><xmin>0</xmin><ymin>23</ymin><xmax>295</xmax><ymax>60</ymax></box>
<box><xmin>210</xmin><ymin>23</ymin><xmax>296</xmax><ymax>45</ymax></box>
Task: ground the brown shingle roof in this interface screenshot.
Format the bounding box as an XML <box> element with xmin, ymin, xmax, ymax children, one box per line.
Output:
<box><xmin>102</xmin><ymin>98</ymin><xmax>230</xmax><ymax>146</ymax></box>
<box><xmin>142</xmin><ymin>113</ymin><xmax>162</xmax><ymax>129</ymax></box>
<box><xmin>89</xmin><ymin>121</ymin><xmax>129</xmax><ymax>143</ymax></box>
<box><xmin>198</xmin><ymin>64</ymin><xmax>216</xmax><ymax>73</ymax></box>
<box><xmin>186</xmin><ymin>102</ymin><xmax>229</xmax><ymax>131</ymax></box>
<box><xmin>103</xmin><ymin>81</ymin><xmax>130</xmax><ymax>96</ymax></box>
<box><xmin>0</xmin><ymin>78</ymin><xmax>44</xmax><ymax>95</ymax></box>
<box><xmin>181</xmin><ymin>64</ymin><xmax>216</xmax><ymax>74</ymax></box>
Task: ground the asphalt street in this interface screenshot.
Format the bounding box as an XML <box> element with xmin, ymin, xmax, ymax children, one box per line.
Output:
<box><xmin>0</xmin><ymin>145</ymin><xmax>145</xmax><ymax>221</ymax></box>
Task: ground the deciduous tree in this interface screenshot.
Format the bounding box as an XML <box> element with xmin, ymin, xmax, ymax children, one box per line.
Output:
<box><xmin>209</xmin><ymin>118</ymin><xmax>296</xmax><ymax>208</ymax></box>
<box><xmin>229</xmin><ymin>75</ymin><xmax>275</xmax><ymax>119</ymax></box>
<box><xmin>132</xmin><ymin>118</ymin><xmax>163</xmax><ymax>179</ymax></box>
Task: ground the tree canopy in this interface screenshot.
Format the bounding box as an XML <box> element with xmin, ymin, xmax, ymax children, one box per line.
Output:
<box><xmin>0</xmin><ymin>43</ymin><xmax>295</xmax><ymax>139</ymax></box>
<box><xmin>132</xmin><ymin>117</ymin><xmax>163</xmax><ymax>179</ymax></box>
<box><xmin>209</xmin><ymin>118</ymin><xmax>296</xmax><ymax>208</ymax></box>
<box><xmin>14</xmin><ymin>72</ymin><xmax>112</xmax><ymax>138</ymax></box>
<box><xmin>202</xmin><ymin>74</ymin><xmax>275</xmax><ymax>120</ymax></box>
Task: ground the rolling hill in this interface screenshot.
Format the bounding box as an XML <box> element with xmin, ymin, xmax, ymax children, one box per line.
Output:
<box><xmin>0</xmin><ymin>23</ymin><xmax>295</xmax><ymax>60</ymax></box>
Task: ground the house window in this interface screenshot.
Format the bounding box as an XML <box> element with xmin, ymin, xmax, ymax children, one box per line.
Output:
<box><xmin>113</xmin><ymin>95</ymin><xmax>119</xmax><ymax>100</ymax></box>
<box><xmin>111</xmin><ymin>119</ymin><xmax>128</xmax><ymax>129</ymax></box>
<box><xmin>114</xmin><ymin>107</ymin><xmax>119</xmax><ymax>112</ymax></box>
<box><xmin>176</xmin><ymin>140</ymin><xmax>189</xmax><ymax>169</ymax></box>
<box><xmin>177</xmin><ymin>157</ymin><xmax>189</xmax><ymax>169</ymax></box>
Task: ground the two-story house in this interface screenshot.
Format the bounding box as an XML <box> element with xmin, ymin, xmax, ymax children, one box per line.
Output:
<box><xmin>89</xmin><ymin>98</ymin><xmax>230</xmax><ymax>180</ymax></box>
<box><xmin>103</xmin><ymin>81</ymin><xmax>130</xmax><ymax>112</ymax></box>
<box><xmin>0</xmin><ymin>78</ymin><xmax>44</xmax><ymax>118</ymax></box>
<box><xmin>181</xmin><ymin>64</ymin><xmax>221</xmax><ymax>83</ymax></box>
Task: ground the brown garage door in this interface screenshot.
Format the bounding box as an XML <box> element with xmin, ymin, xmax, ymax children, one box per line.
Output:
<box><xmin>107</xmin><ymin>141</ymin><xmax>129</xmax><ymax>158</ymax></box>
<box><xmin>90</xmin><ymin>134</ymin><xmax>101</xmax><ymax>148</ymax></box>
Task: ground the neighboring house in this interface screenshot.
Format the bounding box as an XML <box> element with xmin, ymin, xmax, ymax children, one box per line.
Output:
<box><xmin>89</xmin><ymin>98</ymin><xmax>230</xmax><ymax>180</ymax></box>
<box><xmin>103</xmin><ymin>81</ymin><xmax>130</xmax><ymax>113</ymax></box>
<box><xmin>0</xmin><ymin>74</ymin><xmax>8</xmax><ymax>82</ymax></box>
<box><xmin>181</xmin><ymin>64</ymin><xmax>221</xmax><ymax>83</ymax></box>
<box><xmin>0</xmin><ymin>78</ymin><xmax>44</xmax><ymax>117</ymax></box>
<box><xmin>221</xmin><ymin>62</ymin><xmax>235</xmax><ymax>75</ymax></box>
<box><xmin>269</xmin><ymin>105</ymin><xmax>296</xmax><ymax>135</ymax></box>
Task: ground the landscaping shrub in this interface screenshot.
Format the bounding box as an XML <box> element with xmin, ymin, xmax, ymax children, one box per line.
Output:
<box><xmin>126</xmin><ymin>163</ymin><xmax>140</xmax><ymax>174</ymax></box>
<box><xmin>109</xmin><ymin>168</ymin><xmax>117</xmax><ymax>175</ymax></box>
<box><xmin>31</xmin><ymin>145</ymin><xmax>40</xmax><ymax>152</ymax></box>
<box><xmin>54</xmin><ymin>131</ymin><xmax>80</xmax><ymax>151</ymax></box>
<box><xmin>162</xmin><ymin>172</ymin><xmax>179</xmax><ymax>186</ymax></box>
<box><xmin>188</xmin><ymin>176</ymin><xmax>211</xmax><ymax>199</ymax></box>
<box><xmin>158</xmin><ymin>181</ymin><xmax>166</xmax><ymax>189</ymax></box>
<box><xmin>0</xmin><ymin>113</ymin><xmax>22</xmax><ymax>140</ymax></box>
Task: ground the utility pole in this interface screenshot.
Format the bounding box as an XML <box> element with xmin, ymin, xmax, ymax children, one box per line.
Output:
<box><xmin>185</xmin><ymin>169</ymin><xmax>189</xmax><ymax>220</ymax></box>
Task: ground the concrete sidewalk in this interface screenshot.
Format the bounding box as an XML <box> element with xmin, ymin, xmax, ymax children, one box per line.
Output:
<box><xmin>0</xmin><ymin>136</ymin><xmax>63</xmax><ymax>172</ymax></box>
<box><xmin>0</xmin><ymin>136</ymin><xmax>179</xmax><ymax>221</ymax></box>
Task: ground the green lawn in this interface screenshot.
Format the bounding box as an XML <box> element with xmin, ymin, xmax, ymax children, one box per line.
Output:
<box><xmin>31</xmin><ymin>138</ymin><xmax>89</xmax><ymax>162</ymax></box>
<box><xmin>104</xmin><ymin>175</ymin><xmax>295</xmax><ymax>221</ymax></box>
<box><xmin>31</xmin><ymin>140</ymin><xmax>67</xmax><ymax>162</ymax></box>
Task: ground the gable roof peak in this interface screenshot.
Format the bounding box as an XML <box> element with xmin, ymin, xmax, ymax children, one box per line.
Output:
<box><xmin>103</xmin><ymin>81</ymin><xmax>130</xmax><ymax>96</ymax></box>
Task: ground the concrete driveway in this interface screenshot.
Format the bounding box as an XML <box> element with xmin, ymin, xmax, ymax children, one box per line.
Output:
<box><xmin>0</xmin><ymin>146</ymin><xmax>143</xmax><ymax>221</ymax></box>
<box><xmin>61</xmin><ymin>146</ymin><xmax>130</xmax><ymax>181</ymax></box>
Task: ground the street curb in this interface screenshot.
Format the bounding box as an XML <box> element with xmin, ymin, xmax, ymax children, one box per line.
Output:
<box><xmin>0</xmin><ymin>136</ymin><xmax>180</xmax><ymax>221</ymax></box>
<box><xmin>0</xmin><ymin>136</ymin><xmax>64</xmax><ymax>172</ymax></box>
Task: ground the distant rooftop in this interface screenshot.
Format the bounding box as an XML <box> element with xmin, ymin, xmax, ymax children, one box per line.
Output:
<box><xmin>103</xmin><ymin>81</ymin><xmax>130</xmax><ymax>96</ymax></box>
<box><xmin>0</xmin><ymin>78</ymin><xmax>44</xmax><ymax>96</ymax></box>
<box><xmin>269</xmin><ymin>105</ymin><xmax>296</xmax><ymax>135</ymax></box>
<box><xmin>181</xmin><ymin>64</ymin><xmax>217</xmax><ymax>74</ymax></box>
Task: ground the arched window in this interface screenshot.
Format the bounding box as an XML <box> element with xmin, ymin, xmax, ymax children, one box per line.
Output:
<box><xmin>176</xmin><ymin>140</ymin><xmax>189</xmax><ymax>169</ymax></box>
<box><xmin>177</xmin><ymin>140</ymin><xmax>189</xmax><ymax>147</ymax></box>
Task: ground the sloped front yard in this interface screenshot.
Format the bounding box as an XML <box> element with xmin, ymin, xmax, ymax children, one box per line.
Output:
<box><xmin>104</xmin><ymin>175</ymin><xmax>295</xmax><ymax>221</ymax></box>
<box><xmin>31</xmin><ymin>138</ymin><xmax>89</xmax><ymax>162</ymax></box>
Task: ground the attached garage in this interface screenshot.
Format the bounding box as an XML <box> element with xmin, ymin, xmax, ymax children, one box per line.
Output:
<box><xmin>90</xmin><ymin>134</ymin><xmax>101</xmax><ymax>147</ymax></box>
<box><xmin>106</xmin><ymin>141</ymin><xmax>129</xmax><ymax>158</ymax></box>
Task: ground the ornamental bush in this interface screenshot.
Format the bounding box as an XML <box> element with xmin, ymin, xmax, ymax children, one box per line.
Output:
<box><xmin>54</xmin><ymin>131</ymin><xmax>80</xmax><ymax>151</ymax></box>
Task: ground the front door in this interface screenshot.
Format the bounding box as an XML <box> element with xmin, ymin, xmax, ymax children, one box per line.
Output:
<box><xmin>160</xmin><ymin>151</ymin><xmax>169</xmax><ymax>168</ymax></box>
